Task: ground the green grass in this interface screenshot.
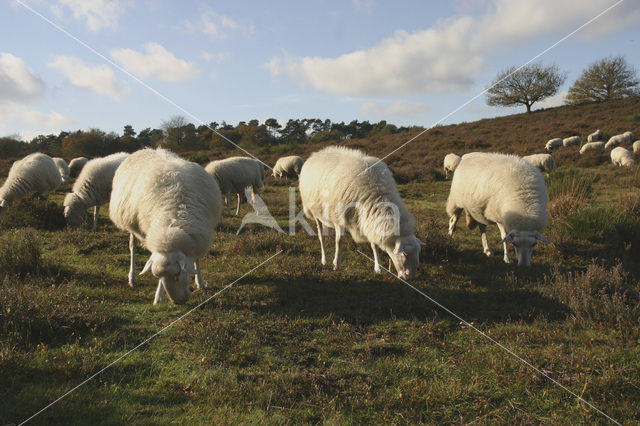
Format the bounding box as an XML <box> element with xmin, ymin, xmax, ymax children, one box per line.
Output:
<box><xmin>1</xmin><ymin>163</ymin><xmax>640</xmax><ymax>424</ymax></box>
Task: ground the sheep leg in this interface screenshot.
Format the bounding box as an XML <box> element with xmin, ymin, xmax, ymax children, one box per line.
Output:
<box><xmin>448</xmin><ymin>208</ymin><xmax>462</xmax><ymax>235</ymax></box>
<box><xmin>224</xmin><ymin>193</ymin><xmax>232</xmax><ymax>216</ymax></box>
<box><xmin>127</xmin><ymin>233</ymin><xmax>137</xmax><ymax>287</ymax></box>
<box><xmin>479</xmin><ymin>224</ymin><xmax>493</xmax><ymax>257</ymax></box>
<box><xmin>194</xmin><ymin>259</ymin><xmax>206</xmax><ymax>289</ymax></box>
<box><xmin>497</xmin><ymin>223</ymin><xmax>512</xmax><ymax>264</ymax></box>
<box><xmin>153</xmin><ymin>280</ymin><xmax>165</xmax><ymax>305</ymax></box>
<box><xmin>315</xmin><ymin>218</ymin><xmax>327</xmax><ymax>266</ymax></box>
<box><xmin>371</xmin><ymin>243</ymin><xmax>381</xmax><ymax>273</ymax></box>
<box><xmin>333</xmin><ymin>224</ymin><xmax>343</xmax><ymax>270</ymax></box>
<box><xmin>235</xmin><ymin>193</ymin><xmax>241</xmax><ymax>216</ymax></box>
<box><xmin>92</xmin><ymin>205</ymin><xmax>99</xmax><ymax>231</ymax></box>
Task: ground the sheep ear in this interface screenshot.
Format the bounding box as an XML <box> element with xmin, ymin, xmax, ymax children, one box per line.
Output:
<box><xmin>0</xmin><ymin>199</ymin><xmax>6</xmax><ymax>208</ymax></box>
<box><xmin>140</xmin><ymin>256</ymin><xmax>154</xmax><ymax>275</ymax></box>
<box><xmin>393</xmin><ymin>239</ymin><xmax>406</xmax><ymax>255</ymax></box>
<box><xmin>536</xmin><ymin>232</ymin><xmax>550</xmax><ymax>243</ymax></box>
<box><xmin>415</xmin><ymin>236</ymin><xmax>426</xmax><ymax>247</ymax></box>
<box><xmin>179</xmin><ymin>257</ymin><xmax>197</xmax><ymax>274</ymax></box>
<box><xmin>499</xmin><ymin>232</ymin><xmax>514</xmax><ymax>244</ymax></box>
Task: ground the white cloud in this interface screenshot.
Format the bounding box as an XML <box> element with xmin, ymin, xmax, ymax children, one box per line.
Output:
<box><xmin>353</xmin><ymin>0</ymin><xmax>374</xmax><ymax>13</ymax></box>
<box><xmin>360</xmin><ymin>100</ymin><xmax>431</xmax><ymax>117</ymax></box>
<box><xmin>0</xmin><ymin>53</ymin><xmax>45</xmax><ymax>102</ymax></box>
<box><xmin>201</xmin><ymin>51</ymin><xmax>230</xmax><ymax>63</ymax></box>
<box><xmin>187</xmin><ymin>10</ymin><xmax>253</xmax><ymax>39</ymax></box>
<box><xmin>48</xmin><ymin>56</ymin><xmax>126</xmax><ymax>99</ymax></box>
<box><xmin>54</xmin><ymin>0</ymin><xmax>129</xmax><ymax>31</ymax></box>
<box><xmin>535</xmin><ymin>89</ymin><xmax>568</xmax><ymax>110</ymax></box>
<box><xmin>110</xmin><ymin>43</ymin><xmax>200</xmax><ymax>82</ymax></box>
<box><xmin>0</xmin><ymin>102</ymin><xmax>72</xmax><ymax>140</ymax></box>
<box><xmin>269</xmin><ymin>0</ymin><xmax>640</xmax><ymax>96</ymax></box>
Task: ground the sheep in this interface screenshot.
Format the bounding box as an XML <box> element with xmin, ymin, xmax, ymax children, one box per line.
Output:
<box><xmin>63</xmin><ymin>152</ymin><xmax>129</xmax><ymax>230</ymax></box>
<box><xmin>522</xmin><ymin>153</ymin><xmax>555</xmax><ymax>173</ymax></box>
<box><xmin>204</xmin><ymin>157</ymin><xmax>265</xmax><ymax>216</ymax></box>
<box><xmin>0</xmin><ymin>153</ymin><xmax>62</xmax><ymax>219</ymax></box>
<box><xmin>545</xmin><ymin>138</ymin><xmax>563</xmax><ymax>151</ymax></box>
<box><xmin>273</xmin><ymin>155</ymin><xmax>304</xmax><ymax>179</ymax></box>
<box><xmin>587</xmin><ymin>129</ymin><xmax>602</xmax><ymax>142</ymax></box>
<box><xmin>562</xmin><ymin>136</ymin><xmax>581</xmax><ymax>147</ymax></box>
<box><xmin>610</xmin><ymin>146</ymin><xmax>635</xmax><ymax>167</ymax></box>
<box><xmin>446</xmin><ymin>152</ymin><xmax>548</xmax><ymax>267</ymax></box>
<box><xmin>109</xmin><ymin>148</ymin><xmax>222</xmax><ymax>305</ymax></box>
<box><xmin>605</xmin><ymin>132</ymin><xmax>634</xmax><ymax>149</ymax></box>
<box><xmin>579</xmin><ymin>141</ymin><xmax>605</xmax><ymax>154</ymax></box>
<box><xmin>68</xmin><ymin>157</ymin><xmax>88</xmax><ymax>178</ymax></box>
<box><xmin>633</xmin><ymin>140</ymin><xmax>640</xmax><ymax>154</ymax></box>
<box><xmin>299</xmin><ymin>146</ymin><xmax>424</xmax><ymax>280</ymax></box>
<box><xmin>443</xmin><ymin>153</ymin><xmax>461</xmax><ymax>179</ymax></box>
<box><xmin>52</xmin><ymin>157</ymin><xmax>70</xmax><ymax>183</ymax></box>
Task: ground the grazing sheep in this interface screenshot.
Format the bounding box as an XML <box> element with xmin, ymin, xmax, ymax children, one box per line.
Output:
<box><xmin>273</xmin><ymin>155</ymin><xmax>304</xmax><ymax>178</ymax></box>
<box><xmin>605</xmin><ymin>132</ymin><xmax>634</xmax><ymax>149</ymax></box>
<box><xmin>446</xmin><ymin>152</ymin><xmax>548</xmax><ymax>267</ymax></box>
<box><xmin>0</xmin><ymin>153</ymin><xmax>62</xmax><ymax>219</ymax></box>
<box><xmin>109</xmin><ymin>148</ymin><xmax>222</xmax><ymax>305</ymax></box>
<box><xmin>587</xmin><ymin>129</ymin><xmax>602</xmax><ymax>142</ymax></box>
<box><xmin>579</xmin><ymin>141</ymin><xmax>606</xmax><ymax>154</ymax></box>
<box><xmin>68</xmin><ymin>157</ymin><xmax>88</xmax><ymax>178</ymax></box>
<box><xmin>63</xmin><ymin>152</ymin><xmax>129</xmax><ymax>230</ymax></box>
<box><xmin>299</xmin><ymin>146</ymin><xmax>424</xmax><ymax>280</ymax></box>
<box><xmin>205</xmin><ymin>157</ymin><xmax>265</xmax><ymax>216</ymax></box>
<box><xmin>633</xmin><ymin>140</ymin><xmax>640</xmax><ymax>154</ymax></box>
<box><xmin>522</xmin><ymin>154</ymin><xmax>555</xmax><ymax>173</ymax></box>
<box><xmin>611</xmin><ymin>147</ymin><xmax>635</xmax><ymax>167</ymax></box>
<box><xmin>52</xmin><ymin>157</ymin><xmax>70</xmax><ymax>183</ymax></box>
<box><xmin>562</xmin><ymin>136</ymin><xmax>581</xmax><ymax>147</ymax></box>
<box><xmin>545</xmin><ymin>138</ymin><xmax>563</xmax><ymax>152</ymax></box>
<box><xmin>443</xmin><ymin>153</ymin><xmax>461</xmax><ymax>179</ymax></box>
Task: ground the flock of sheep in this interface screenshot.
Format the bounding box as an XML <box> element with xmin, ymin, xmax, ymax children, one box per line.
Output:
<box><xmin>0</xmin><ymin>127</ymin><xmax>636</xmax><ymax>305</ymax></box>
<box><xmin>544</xmin><ymin>130</ymin><xmax>637</xmax><ymax>167</ymax></box>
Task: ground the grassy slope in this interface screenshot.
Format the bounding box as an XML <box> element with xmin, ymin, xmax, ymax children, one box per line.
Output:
<box><xmin>1</xmin><ymin>99</ymin><xmax>640</xmax><ymax>424</ymax></box>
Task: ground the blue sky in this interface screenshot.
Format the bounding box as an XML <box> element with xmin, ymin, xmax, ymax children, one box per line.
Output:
<box><xmin>1</xmin><ymin>0</ymin><xmax>639</xmax><ymax>140</ymax></box>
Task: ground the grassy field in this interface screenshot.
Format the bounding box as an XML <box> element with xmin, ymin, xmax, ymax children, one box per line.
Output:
<box><xmin>2</xmin><ymin>101</ymin><xmax>640</xmax><ymax>424</ymax></box>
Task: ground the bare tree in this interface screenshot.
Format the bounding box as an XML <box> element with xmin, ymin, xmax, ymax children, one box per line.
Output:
<box><xmin>565</xmin><ymin>56</ymin><xmax>639</xmax><ymax>105</ymax></box>
<box><xmin>486</xmin><ymin>63</ymin><xmax>567</xmax><ymax>113</ymax></box>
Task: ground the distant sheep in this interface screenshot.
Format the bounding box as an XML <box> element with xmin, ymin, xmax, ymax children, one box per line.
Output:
<box><xmin>299</xmin><ymin>146</ymin><xmax>424</xmax><ymax>280</ymax></box>
<box><xmin>579</xmin><ymin>141</ymin><xmax>605</xmax><ymax>154</ymax></box>
<box><xmin>605</xmin><ymin>132</ymin><xmax>634</xmax><ymax>149</ymax></box>
<box><xmin>63</xmin><ymin>152</ymin><xmax>129</xmax><ymax>230</ymax></box>
<box><xmin>611</xmin><ymin>147</ymin><xmax>634</xmax><ymax>167</ymax></box>
<box><xmin>446</xmin><ymin>152</ymin><xmax>548</xmax><ymax>267</ymax></box>
<box><xmin>563</xmin><ymin>136</ymin><xmax>581</xmax><ymax>147</ymax></box>
<box><xmin>109</xmin><ymin>148</ymin><xmax>222</xmax><ymax>305</ymax></box>
<box><xmin>587</xmin><ymin>129</ymin><xmax>602</xmax><ymax>142</ymax></box>
<box><xmin>68</xmin><ymin>157</ymin><xmax>88</xmax><ymax>178</ymax></box>
<box><xmin>545</xmin><ymin>138</ymin><xmax>563</xmax><ymax>152</ymax></box>
<box><xmin>205</xmin><ymin>157</ymin><xmax>265</xmax><ymax>216</ymax></box>
<box><xmin>52</xmin><ymin>157</ymin><xmax>70</xmax><ymax>183</ymax></box>
<box><xmin>273</xmin><ymin>155</ymin><xmax>304</xmax><ymax>178</ymax></box>
<box><xmin>0</xmin><ymin>153</ymin><xmax>62</xmax><ymax>219</ymax></box>
<box><xmin>633</xmin><ymin>140</ymin><xmax>640</xmax><ymax>154</ymax></box>
<box><xmin>522</xmin><ymin>153</ymin><xmax>555</xmax><ymax>173</ymax></box>
<box><xmin>443</xmin><ymin>153</ymin><xmax>461</xmax><ymax>179</ymax></box>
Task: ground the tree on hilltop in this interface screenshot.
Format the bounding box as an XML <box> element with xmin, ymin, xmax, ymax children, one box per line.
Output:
<box><xmin>565</xmin><ymin>56</ymin><xmax>639</xmax><ymax>105</ymax></box>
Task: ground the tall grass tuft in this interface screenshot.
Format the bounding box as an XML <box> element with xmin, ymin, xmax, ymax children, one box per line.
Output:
<box><xmin>545</xmin><ymin>167</ymin><xmax>597</xmax><ymax>217</ymax></box>
<box><xmin>0</xmin><ymin>229</ymin><xmax>46</xmax><ymax>276</ymax></box>
<box><xmin>0</xmin><ymin>195</ymin><xmax>66</xmax><ymax>231</ymax></box>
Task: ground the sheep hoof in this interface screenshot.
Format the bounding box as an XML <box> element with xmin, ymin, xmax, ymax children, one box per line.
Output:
<box><xmin>484</xmin><ymin>250</ymin><xmax>493</xmax><ymax>257</ymax></box>
<box><xmin>503</xmin><ymin>256</ymin><xmax>512</xmax><ymax>264</ymax></box>
<box><xmin>374</xmin><ymin>266</ymin><xmax>382</xmax><ymax>274</ymax></box>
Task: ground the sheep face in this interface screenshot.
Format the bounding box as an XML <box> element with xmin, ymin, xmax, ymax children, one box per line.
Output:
<box><xmin>63</xmin><ymin>193</ymin><xmax>86</xmax><ymax>229</ymax></box>
<box><xmin>500</xmin><ymin>230</ymin><xmax>548</xmax><ymax>267</ymax></box>
<box><xmin>388</xmin><ymin>235</ymin><xmax>424</xmax><ymax>280</ymax></box>
<box><xmin>140</xmin><ymin>251</ymin><xmax>196</xmax><ymax>304</ymax></box>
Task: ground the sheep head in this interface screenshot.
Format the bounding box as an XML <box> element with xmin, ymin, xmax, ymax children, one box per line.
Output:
<box><xmin>63</xmin><ymin>193</ymin><xmax>86</xmax><ymax>229</ymax></box>
<box><xmin>387</xmin><ymin>235</ymin><xmax>424</xmax><ymax>280</ymax></box>
<box><xmin>140</xmin><ymin>251</ymin><xmax>196</xmax><ymax>304</ymax></box>
<box><xmin>500</xmin><ymin>230</ymin><xmax>549</xmax><ymax>267</ymax></box>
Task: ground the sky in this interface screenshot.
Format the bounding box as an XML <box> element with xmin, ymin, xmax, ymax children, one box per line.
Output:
<box><xmin>0</xmin><ymin>0</ymin><xmax>639</xmax><ymax>141</ymax></box>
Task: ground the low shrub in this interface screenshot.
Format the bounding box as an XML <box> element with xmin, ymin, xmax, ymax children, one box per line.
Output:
<box><xmin>0</xmin><ymin>195</ymin><xmax>66</xmax><ymax>231</ymax></box>
<box><xmin>545</xmin><ymin>167</ymin><xmax>597</xmax><ymax>217</ymax></box>
<box><xmin>0</xmin><ymin>229</ymin><xmax>46</xmax><ymax>276</ymax></box>
<box><xmin>560</xmin><ymin>206</ymin><xmax>626</xmax><ymax>242</ymax></box>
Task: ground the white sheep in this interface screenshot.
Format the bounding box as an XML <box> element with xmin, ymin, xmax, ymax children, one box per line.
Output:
<box><xmin>545</xmin><ymin>138</ymin><xmax>563</xmax><ymax>152</ymax></box>
<box><xmin>633</xmin><ymin>140</ymin><xmax>640</xmax><ymax>154</ymax></box>
<box><xmin>579</xmin><ymin>141</ymin><xmax>605</xmax><ymax>154</ymax></box>
<box><xmin>68</xmin><ymin>157</ymin><xmax>88</xmax><ymax>178</ymax></box>
<box><xmin>522</xmin><ymin>154</ymin><xmax>555</xmax><ymax>173</ymax></box>
<box><xmin>63</xmin><ymin>152</ymin><xmax>129</xmax><ymax>230</ymax></box>
<box><xmin>610</xmin><ymin>146</ymin><xmax>635</xmax><ymax>167</ymax></box>
<box><xmin>587</xmin><ymin>129</ymin><xmax>602</xmax><ymax>142</ymax></box>
<box><xmin>205</xmin><ymin>157</ymin><xmax>265</xmax><ymax>216</ymax></box>
<box><xmin>299</xmin><ymin>146</ymin><xmax>424</xmax><ymax>280</ymax></box>
<box><xmin>605</xmin><ymin>132</ymin><xmax>634</xmax><ymax>149</ymax></box>
<box><xmin>52</xmin><ymin>157</ymin><xmax>70</xmax><ymax>183</ymax></box>
<box><xmin>562</xmin><ymin>136</ymin><xmax>581</xmax><ymax>147</ymax></box>
<box><xmin>273</xmin><ymin>155</ymin><xmax>304</xmax><ymax>178</ymax></box>
<box><xmin>109</xmin><ymin>148</ymin><xmax>222</xmax><ymax>305</ymax></box>
<box><xmin>443</xmin><ymin>153</ymin><xmax>461</xmax><ymax>179</ymax></box>
<box><xmin>0</xmin><ymin>153</ymin><xmax>62</xmax><ymax>218</ymax></box>
<box><xmin>446</xmin><ymin>152</ymin><xmax>548</xmax><ymax>267</ymax></box>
